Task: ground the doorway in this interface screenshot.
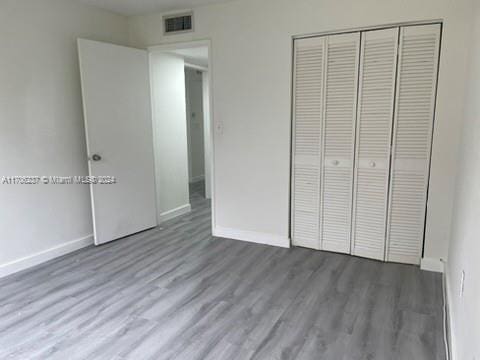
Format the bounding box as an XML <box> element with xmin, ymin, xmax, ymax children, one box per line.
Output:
<box><xmin>149</xmin><ymin>40</ymin><xmax>214</xmax><ymax>227</ymax></box>
<box><xmin>78</xmin><ymin>39</ymin><xmax>214</xmax><ymax>245</ymax></box>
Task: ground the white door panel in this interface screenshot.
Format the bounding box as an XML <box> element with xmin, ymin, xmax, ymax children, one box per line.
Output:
<box><xmin>78</xmin><ymin>39</ymin><xmax>157</xmax><ymax>245</ymax></box>
<box><xmin>386</xmin><ymin>24</ymin><xmax>441</xmax><ymax>265</ymax></box>
<box><xmin>291</xmin><ymin>36</ymin><xmax>326</xmax><ymax>250</ymax></box>
<box><xmin>321</xmin><ymin>32</ymin><xmax>360</xmax><ymax>254</ymax></box>
<box><xmin>351</xmin><ymin>28</ymin><xmax>399</xmax><ymax>261</ymax></box>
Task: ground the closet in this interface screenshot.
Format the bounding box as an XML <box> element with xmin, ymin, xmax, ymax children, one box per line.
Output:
<box><xmin>291</xmin><ymin>23</ymin><xmax>441</xmax><ymax>265</ymax></box>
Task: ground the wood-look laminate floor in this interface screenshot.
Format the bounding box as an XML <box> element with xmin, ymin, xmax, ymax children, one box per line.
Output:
<box><xmin>0</xmin><ymin>182</ymin><xmax>446</xmax><ymax>360</ymax></box>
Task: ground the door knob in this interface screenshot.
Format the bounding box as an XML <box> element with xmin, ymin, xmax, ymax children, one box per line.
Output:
<box><xmin>370</xmin><ymin>161</ymin><xmax>376</xmax><ymax>168</ymax></box>
<box><xmin>91</xmin><ymin>154</ymin><xmax>102</xmax><ymax>162</ymax></box>
<box><xmin>332</xmin><ymin>160</ymin><xmax>339</xmax><ymax>166</ymax></box>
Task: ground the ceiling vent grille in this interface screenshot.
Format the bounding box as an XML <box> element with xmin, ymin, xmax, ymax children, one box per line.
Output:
<box><xmin>164</xmin><ymin>13</ymin><xmax>193</xmax><ymax>34</ymax></box>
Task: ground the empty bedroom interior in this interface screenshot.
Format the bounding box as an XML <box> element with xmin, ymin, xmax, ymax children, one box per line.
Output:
<box><xmin>0</xmin><ymin>0</ymin><xmax>479</xmax><ymax>359</ymax></box>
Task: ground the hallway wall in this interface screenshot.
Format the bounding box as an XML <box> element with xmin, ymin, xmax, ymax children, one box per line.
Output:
<box><xmin>150</xmin><ymin>52</ymin><xmax>191</xmax><ymax>222</ymax></box>
<box><xmin>185</xmin><ymin>68</ymin><xmax>206</xmax><ymax>183</ymax></box>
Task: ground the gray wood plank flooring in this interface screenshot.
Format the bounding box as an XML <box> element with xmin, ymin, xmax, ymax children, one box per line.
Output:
<box><xmin>0</xmin><ymin>182</ymin><xmax>446</xmax><ymax>359</ymax></box>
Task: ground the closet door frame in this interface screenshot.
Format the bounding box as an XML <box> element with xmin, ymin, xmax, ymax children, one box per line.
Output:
<box><xmin>290</xmin><ymin>21</ymin><xmax>442</xmax><ymax>264</ymax></box>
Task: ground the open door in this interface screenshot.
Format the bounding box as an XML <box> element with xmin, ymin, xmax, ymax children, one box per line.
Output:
<box><xmin>78</xmin><ymin>39</ymin><xmax>157</xmax><ymax>245</ymax></box>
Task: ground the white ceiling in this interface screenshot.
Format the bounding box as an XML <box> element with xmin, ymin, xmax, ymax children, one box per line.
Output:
<box><xmin>75</xmin><ymin>0</ymin><xmax>234</xmax><ymax>16</ymax></box>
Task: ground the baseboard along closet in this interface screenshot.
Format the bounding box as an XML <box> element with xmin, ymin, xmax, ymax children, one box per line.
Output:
<box><xmin>291</xmin><ymin>23</ymin><xmax>441</xmax><ymax>265</ymax></box>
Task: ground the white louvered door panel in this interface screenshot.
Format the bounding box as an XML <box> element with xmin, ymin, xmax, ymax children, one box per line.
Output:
<box><xmin>291</xmin><ymin>37</ymin><xmax>326</xmax><ymax>249</ymax></box>
<box><xmin>321</xmin><ymin>33</ymin><xmax>360</xmax><ymax>254</ymax></box>
<box><xmin>386</xmin><ymin>24</ymin><xmax>441</xmax><ymax>265</ymax></box>
<box><xmin>351</xmin><ymin>28</ymin><xmax>399</xmax><ymax>261</ymax></box>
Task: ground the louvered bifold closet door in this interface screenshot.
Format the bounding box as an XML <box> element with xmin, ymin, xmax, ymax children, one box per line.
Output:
<box><xmin>321</xmin><ymin>33</ymin><xmax>360</xmax><ymax>254</ymax></box>
<box><xmin>351</xmin><ymin>28</ymin><xmax>399</xmax><ymax>261</ymax></box>
<box><xmin>386</xmin><ymin>24</ymin><xmax>441</xmax><ymax>265</ymax></box>
<box><xmin>291</xmin><ymin>37</ymin><xmax>326</xmax><ymax>249</ymax></box>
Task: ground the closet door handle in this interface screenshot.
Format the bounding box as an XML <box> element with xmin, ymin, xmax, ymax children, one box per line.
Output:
<box><xmin>332</xmin><ymin>160</ymin><xmax>339</xmax><ymax>166</ymax></box>
<box><xmin>369</xmin><ymin>161</ymin><xmax>376</xmax><ymax>168</ymax></box>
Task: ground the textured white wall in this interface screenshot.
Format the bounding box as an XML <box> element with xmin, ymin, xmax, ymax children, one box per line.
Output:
<box><xmin>129</xmin><ymin>0</ymin><xmax>473</xmax><ymax>255</ymax></box>
<box><xmin>150</xmin><ymin>52</ymin><xmax>190</xmax><ymax>220</ymax></box>
<box><xmin>0</xmin><ymin>0</ymin><xmax>129</xmax><ymax>273</ymax></box>
<box><xmin>447</xmin><ymin>1</ymin><xmax>480</xmax><ymax>358</ymax></box>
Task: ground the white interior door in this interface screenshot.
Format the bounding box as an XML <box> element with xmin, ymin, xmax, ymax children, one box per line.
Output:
<box><xmin>386</xmin><ymin>24</ymin><xmax>441</xmax><ymax>264</ymax></box>
<box><xmin>351</xmin><ymin>28</ymin><xmax>399</xmax><ymax>260</ymax></box>
<box><xmin>321</xmin><ymin>32</ymin><xmax>360</xmax><ymax>254</ymax></box>
<box><xmin>78</xmin><ymin>39</ymin><xmax>157</xmax><ymax>245</ymax></box>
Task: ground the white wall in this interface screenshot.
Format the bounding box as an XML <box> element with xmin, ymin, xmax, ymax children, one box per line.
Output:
<box><xmin>0</xmin><ymin>0</ymin><xmax>128</xmax><ymax>276</ymax></box>
<box><xmin>202</xmin><ymin>71</ymin><xmax>212</xmax><ymax>199</ymax></box>
<box><xmin>446</xmin><ymin>1</ymin><xmax>480</xmax><ymax>358</ymax></box>
<box><xmin>150</xmin><ymin>52</ymin><xmax>190</xmax><ymax>222</ymax></box>
<box><xmin>185</xmin><ymin>68</ymin><xmax>206</xmax><ymax>183</ymax></box>
<box><xmin>129</xmin><ymin>0</ymin><xmax>473</xmax><ymax>254</ymax></box>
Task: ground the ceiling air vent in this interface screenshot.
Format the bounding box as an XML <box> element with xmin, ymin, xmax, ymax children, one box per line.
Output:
<box><xmin>164</xmin><ymin>13</ymin><xmax>193</xmax><ymax>34</ymax></box>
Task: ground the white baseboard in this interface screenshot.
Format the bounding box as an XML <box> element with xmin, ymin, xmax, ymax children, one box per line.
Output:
<box><xmin>159</xmin><ymin>203</ymin><xmax>191</xmax><ymax>223</ymax></box>
<box><xmin>0</xmin><ymin>234</ymin><xmax>93</xmax><ymax>279</ymax></box>
<box><xmin>189</xmin><ymin>175</ymin><xmax>205</xmax><ymax>183</ymax></box>
<box><xmin>213</xmin><ymin>226</ymin><xmax>290</xmax><ymax>248</ymax></box>
<box><xmin>420</xmin><ymin>257</ymin><xmax>445</xmax><ymax>273</ymax></box>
